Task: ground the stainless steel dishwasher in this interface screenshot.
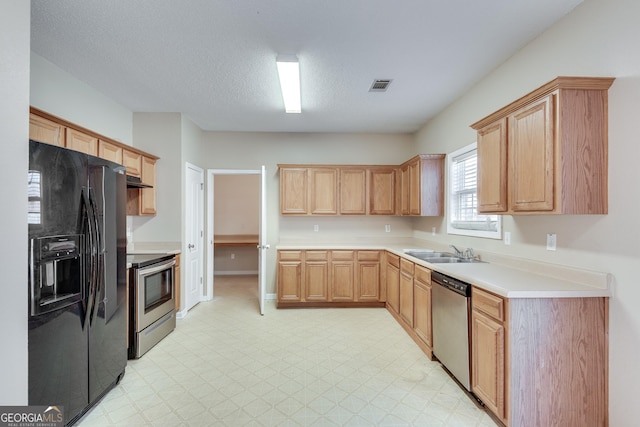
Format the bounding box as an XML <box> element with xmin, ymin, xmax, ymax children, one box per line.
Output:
<box><xmin>431</xmin><ymin>270</ymin><xmax>472</xmax><ymax>391</ymax></box>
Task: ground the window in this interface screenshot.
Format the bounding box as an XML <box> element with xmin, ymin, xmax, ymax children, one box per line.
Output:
<box><xmin>447</xmin><ymin>143</ymin><xmax>501</xmax><ymax>239</ymax></box>
<box><xmin>28</xmin><ymin>170</ymin><xmax>42</xmax><ymax>225</ymax></box>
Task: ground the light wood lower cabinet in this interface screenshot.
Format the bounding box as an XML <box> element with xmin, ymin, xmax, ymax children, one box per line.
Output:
<box><xmin>356</xmin><ymin>251</ymin><xmax>381</xmax><ymax>301</ymax></box>
<box><xmin>471</xmin><ymin>289</ymin><xmax>507</xmax><ymax>423</ymax></box>
<box><xmin>305</xmin><ymin>251</ymin><xmax>329</xmax><ymax>302</ymax></box>
<box><xmin>413</xmin><ymin>265</ymin><xmax>432</xmax><ymax>349</ymax></box>
<box><xmin>385</xmin><ymin>253</ymin><xmax>400</xmax><ymax>314</ymax></box>
<box><xmin>471</xmin><ymin>286</ymin><xmax>608</xmax><ymax>426</ymax></box>
<box><xmin>277</xmin><ymin>250</ymin><xmax>383</xmax><ymax>307</ymax></box>
<box><xmin>399</xmin><ymin>258</ymin><xmax>414</xmax><ymax>327</ymax></box>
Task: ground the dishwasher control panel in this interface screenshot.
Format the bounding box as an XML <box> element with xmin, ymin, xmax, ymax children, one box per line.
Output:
<box><xmin>431</xmin><ymin>271</ymin><xmax>471</xmax><ymax>296</ymax></box>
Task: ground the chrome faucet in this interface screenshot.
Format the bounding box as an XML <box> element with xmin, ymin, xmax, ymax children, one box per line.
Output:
<box><xmin>450</xmin><ymin>245</ymin><xmax>475</xmax><ymax>260</ymax></box>
<box><xmin>449</xmin><ymin>244</ymin><xmax>464</xmax><ymax>257</ymax></box>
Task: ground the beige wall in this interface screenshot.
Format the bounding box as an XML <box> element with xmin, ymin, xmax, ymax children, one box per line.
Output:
<box><xmin>413</xmin><ymin>0</ymin><xmax>639</xmax><ymax>423</ymax></box>
<box><xmin>1</xmin><ymin>0</ymin><xmax>30</xmax><ymax>405</ymax></box>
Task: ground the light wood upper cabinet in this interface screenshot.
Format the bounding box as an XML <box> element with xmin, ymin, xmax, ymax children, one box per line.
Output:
<box><xmin>340</xmin><ymin>168</ymin><xmax>367</xmax><ymax>215</ymax></box>
<box><xmin>309</xmin><ymin>168</ymin><xmax>338</xmax><ymax>215</ymax></box>
<box><xmin>66</xmin><ymin>128</ymin><xmax>98</xmax><ymax>156</ymax></box>
<box><xmin>29</xmin><ymin>114</ymin><xmax>65</xmax><ymax>147</ymax></box>
<box><xmin>139</xmin><ymin>156</ymin><xmax>157</xmax><ymax>215</ymax></box>
<box><xmin>280</xmin><ymin>168</ymin><xmax>308</xmax><ymax>214</ymax></box>
<box><xmin>471</xmin><ymin>76</ymin><xmax>614</xmax><ymax>214</ymax></box>
<box><xmin>98</xmin><ymin>139</ymin><xmax>123</xmax><ymax>164</ymax></box>
<box><xmin>477</xmin><ymin>118</ymin><xmax>508</xmax><ymax>213</ymax></box>
<box><xmin>369</xmin><ymin>168</ymin><xmax>396</xmax><ymax>215</ymax></box>
<box><xmin>123</xmin><ymin>149</ymin><xmax>142</xmax><ymax>178</ymax></box>
<box><xmin>399</xmin><ymin>155</ymin><xmax>445</xmax><ymax>216</ymax></box>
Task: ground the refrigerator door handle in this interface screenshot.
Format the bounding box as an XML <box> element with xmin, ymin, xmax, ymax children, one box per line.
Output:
<box><xmin>87</xmin><ymin>188</ymin><xmax>102</xmax><ymax>325</ymax></box>
<box><xmin>82</xmin><ymin>187</ymin><xmax>98</xmax><ymax>325</ymax></box>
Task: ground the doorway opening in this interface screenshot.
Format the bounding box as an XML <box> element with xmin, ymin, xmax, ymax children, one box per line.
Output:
<box><xmin>206</xmin><ymin>169</ymin><xmax>266</xmax><ymax>314</ymax></box>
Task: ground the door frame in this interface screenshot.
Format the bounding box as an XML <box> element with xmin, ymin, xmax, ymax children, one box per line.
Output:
<box><xmin>206</xmin><ymin>169</ymin><xmax>261</xmax><ymax>302</ymax></box>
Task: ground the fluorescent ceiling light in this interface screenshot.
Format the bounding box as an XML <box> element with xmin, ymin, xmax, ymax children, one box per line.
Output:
<box><xmin>276</xmin><ymin>54</ymin><xmax>301</xmax><ymax>114</ymax></box>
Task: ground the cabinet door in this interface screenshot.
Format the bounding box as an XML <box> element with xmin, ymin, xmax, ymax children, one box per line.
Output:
<box><xmin>98</xmin><ymin>140</ymin><xmax>123</xmax><ymax>164</ymax></box>
<box><xmin>400</xmin><ymin>165</ymin><xmax>410</xmax><ymax>215</ymax></box>
<box><xmin>139</xmin><ymin>157</ymin><xmax>157</xmax><ymax>215</ymax></box>
<box><xmin>29</xmin><ymin>114</ymin><xmax>65</xmax><ymax>147</ymax></box>
<box><xmin>386</xmin><ymin>263</ymin><xmax>399</xmax><ymax>313</ymax></box>
<box><xmin>309</xmin><ymin>168</ymin><xmax>338</xmax><ymax>215</ymax></box>
<box><xmin>471</xmin><ymin>309</ymin><xmax>506</xmax><ymax>422</ymax></box>
<box><xmin>413</xmin><ymin>266</ymin><xmax>432</xmax><ymax>348</ymax></box>
<box><xmin>340</xmin><ymin>168</ymin><xmax>367</xmax><ymax>215</ymax></box>
<box><xmin>280</xmin><ymin>168</ymin><xmax>308</xmax><ymax>214</ymax></box>
<box><xmin>66</xmin><ymin>128</ymin><xmax>98</xmax><ymax>156</ymax></box>
<box><xmin>277</xmin><ymin>251</ymin><xmax>303</xmax><ymax>302</ymax></box>
<box><xmin>477</xmin><ymin>118</ymin><xmax>508</xmax><ymax>213</ymax></box>
<box><xmin>508</xmin><ymin>95</ymin><xmax>555</xmax><ymax>212</ymax></box>
<box><xmin>369</xmin><ymin>168</ymin><xmax>396</xmax><ymax>215</ymax></box>
<box><xmin>123</xmin><ymin>149</ymin><xmax>142</xmax><ymax>177</ymax></box>
<box><xmin>330</xmin><ymin>251</ymin><xmax>354</xmax><ymax>301</ymax></box>
<box><xmin>356</xmin><ymin>251</ymin><xmax>380</xmax><ymax>301</ymax></box>
<box><xmin>399</xmin><ymin>270</ymin><xmax>414</xmax><ymax>327</ymax></box>
<box><xmin>305</xmin><ymin>262</ymin><xmax>328</xmax><ymax>301</ymax></box>
<box><xmin>408</xmin><ymin>159</ymin><xmax>421</xmax><ymax>215</ymax></box>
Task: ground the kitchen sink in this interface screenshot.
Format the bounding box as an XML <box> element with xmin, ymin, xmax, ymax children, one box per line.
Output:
<box><xmin>404</xmin><ymin>250</ymin><xmax>483</xmax><ymax>263</ymax></box>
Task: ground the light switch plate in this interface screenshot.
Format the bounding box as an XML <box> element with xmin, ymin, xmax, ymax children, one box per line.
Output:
<box><xmin>504</xmin><ymin>231</ymin><xmax>511</xmax><ymax>245</ymax></box>
<box><xmin>546</xmin><ymin>233</ymin><xmax>557</xmax><ymax>251</ymax></box>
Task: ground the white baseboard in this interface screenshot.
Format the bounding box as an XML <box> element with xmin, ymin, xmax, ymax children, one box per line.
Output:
<box><xmin>266</xmin><ymin>293</ymin><xmax>277</xmax><ymax>300</ymax></box>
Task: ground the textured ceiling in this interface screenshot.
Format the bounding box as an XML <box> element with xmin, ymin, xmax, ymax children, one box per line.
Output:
<box><xmin>30</xmin><ymin>0</ymin><xmax>582</xmax><ymax>133</ymax></box>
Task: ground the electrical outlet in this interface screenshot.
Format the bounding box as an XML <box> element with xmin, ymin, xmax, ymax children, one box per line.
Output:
<box><xmin>431</xmin><ymin>227</ymin><xmax>436</xmax><ymax>236</ymax></box>
<box><xmin>313</xmin><ymin>224</ymin><xmax>319</xmax><ymax>232</ymax></box>
<box><xmin>546</xmin><ymin>233</ymin><xmax>557</xmax><ymax>251</ymax></box>
<box><xmin>385</xmin><ymin>224</ymin><xmax>391</xmax><ymax>232</ymax></box>
<box><xmin>504</xmin><ymin>231</ymin><xmax>511</xmax><ymax>245</ymax></box>
<box><xmin>231</xmin><ymin>253</ymin><xmax>235</xmax><ymax>259</ymax></box>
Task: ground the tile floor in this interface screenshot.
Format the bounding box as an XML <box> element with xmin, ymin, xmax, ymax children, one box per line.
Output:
<box><xmin>78</xmin><ymin>275</ymin><xmax>497</xmax><ymax>426</ymax></box>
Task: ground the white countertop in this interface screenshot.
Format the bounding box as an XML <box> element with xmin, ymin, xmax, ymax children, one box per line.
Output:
<box><xmin>276</xmin><ymin>237</ymin><xmax>610</xmax><ymax>298</ymax></box>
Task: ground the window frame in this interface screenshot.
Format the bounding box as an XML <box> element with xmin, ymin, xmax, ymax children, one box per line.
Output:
<box><xmin>446</xmin><ymin>142</ymin><xmax>502</xmax><ymax>240</ymax></box>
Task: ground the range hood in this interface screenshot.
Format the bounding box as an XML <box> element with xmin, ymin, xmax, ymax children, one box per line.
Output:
<box><xmin>126</xmin><ymin>175</ymin><xmax>153</xmax><ymax>189</ymax></box>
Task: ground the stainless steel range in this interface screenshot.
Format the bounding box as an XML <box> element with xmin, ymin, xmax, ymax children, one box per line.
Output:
<box><xmin>127</xmin><ymin>253</ymin><xmax>176</xmax><ymax>358</ymax></box>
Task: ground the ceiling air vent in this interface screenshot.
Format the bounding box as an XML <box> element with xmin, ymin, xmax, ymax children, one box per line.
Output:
<box><xmin>369</xmin><ymin>79</ymin><xmax>392</xmax><ymax>92</ymax></box>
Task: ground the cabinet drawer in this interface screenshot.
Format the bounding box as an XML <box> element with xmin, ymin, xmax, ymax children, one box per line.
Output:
<box><xmin>279</xmin><ymin>250</ymin><xmax>303</xmax><ymax>261</ymax></box>
<box><xmin>331</xmin><ymin>250</ymin><xmax>354</xmax><ymax>261</ymax></box>
<box><xmin>472</xmin><ymin>287</ymin><xmax>505</xmax><ymax>322</ymax></box>
<box><xmin>357</xmin><ymin>251</ymin><xmax>380</xmax><ymax>262</ymax></box>
<box><xmin>400</xmin><ymin>258</ymin><xmax>414</xmax><ymax>275</ymax></box>
<box><xmin>306</xmin><ymin>250</ymin><xmax>329</xmax><ymax>261</ymax></box>
<box><xmin>386</xmin><ymin>252</ymin><xmax>400</xmax><ymax>268</ymax></box>
<box><xmin>414</xmin><ymin>265</ymin><xmax>431</xmax><ymax>285</ymax></box>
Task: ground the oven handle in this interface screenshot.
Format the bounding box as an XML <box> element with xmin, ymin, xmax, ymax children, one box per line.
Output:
<box><xmin>138</xmin><ymin>259</ymin><xmax>176</xmax><ymax>278</ymax></box>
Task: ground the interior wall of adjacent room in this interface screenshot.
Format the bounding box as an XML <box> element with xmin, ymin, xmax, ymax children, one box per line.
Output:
<box><xmin>411</xmin><ymin>0</ymin><xmax>639</xmax><ymax>424</ymax></box>
<box><xmin>213</xmin><ymin>174</ymin><xmax>260</xmax><ymax>275</ymax></box>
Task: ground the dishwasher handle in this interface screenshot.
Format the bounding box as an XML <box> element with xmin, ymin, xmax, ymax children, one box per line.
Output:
<box><xmin>431</xmin><ymin>271</ymin><xmax>471</xmax><ymax>297</ymax></box>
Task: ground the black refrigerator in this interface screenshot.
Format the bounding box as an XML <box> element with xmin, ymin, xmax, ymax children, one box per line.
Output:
<box><xmin>28</xmin><ymin>140</ymin><xmax>127</xmax><ymax>426</ymax></box>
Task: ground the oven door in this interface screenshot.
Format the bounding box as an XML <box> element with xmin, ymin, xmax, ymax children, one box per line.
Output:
<box><xmin>136</xmin><ymin>258</ymin><xmax>176</xmax><ymax>331</ymax></box>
